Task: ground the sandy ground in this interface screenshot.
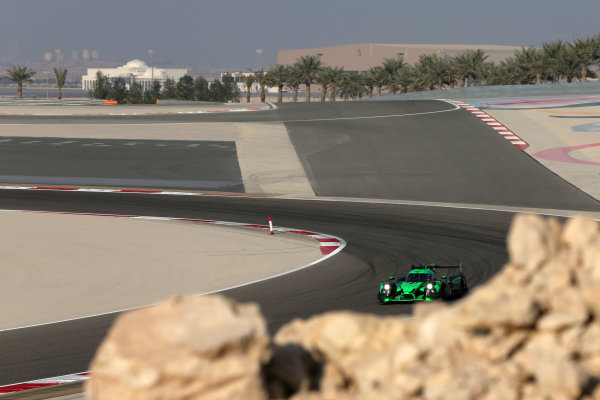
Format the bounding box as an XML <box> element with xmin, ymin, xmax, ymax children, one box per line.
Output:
<box><xmin>487</xmin><ymin>105</ymin><xmax>600</xmax><ymax>201</ymax></box>
<box><xmin>0</xmin><ymin>211</ymin><xmax>322</xmax><ymax>330</ymax></box>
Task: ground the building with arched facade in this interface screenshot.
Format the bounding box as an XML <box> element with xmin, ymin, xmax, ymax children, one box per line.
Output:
<box><xmin>81</xmin><ymin>59</ymin><xmax>187</xmax><ymax>90</ymax></box>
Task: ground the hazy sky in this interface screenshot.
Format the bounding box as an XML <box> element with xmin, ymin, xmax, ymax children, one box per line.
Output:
<box><xmin>1</xmin><ymin>0</ymin><xmax>599</xmax><ymax>69</ymax></box>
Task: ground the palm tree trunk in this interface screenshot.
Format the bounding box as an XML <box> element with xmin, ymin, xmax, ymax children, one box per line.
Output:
<box><xmin>329</xmin><ymin>90</ymin><xmax>336</xmax><ymax>102</ymax></box>
<box><xmin>260</xmin><ymin>88</ymin><xmax>265</xmax><ymax>103</ymax></box>
<box><xmin>58</xmin><ymin>87</ymin><xmax>62</xmax><ymax>100</ymax></box>
<box><xmin>320</xmin><ymin>86</ymin><xmax>327</xmax><ymax>102</ymax></box>
<box><xmin>459</xmin><ymin>78</ymin><xmax>466</xmax><ymax>87</ymax></box>
<box><xmin>17</xmin><ymin>83</ymin><xmax>23</xmax><ymax>98</ymax></box>
<box><xmin>305</xmin><ymin>83</ymin><xmax>311</xmax><ymax>102</ymax></box>
<box><xmin>293</xmin><ymin>87</ymin><xmax>298</xmax><ymax>102</ymax></box>
<box><xmin>367</xmin><ymin>87</ymin><xmax>373</xmax><ymax>98</ymax></box>
<box><xmin>581</xmin><ymin>65</ymin><xmax>588</xmax><ymax>82</ymax></box>
<box><xmin>536</xmin><ymin>73</ymin><xmax>542</xmax><ymax>85</ymax></box>
<box><xmin>277</xmin><ymin>86</ymin><xmax>283</xmax><ymax>103</ymax></box>
<box><xmin>377</xmin><ymin>86</ymin><xmax>382</xmax><ymax>96</ymax></box>
<box><xmin>246</xmin><ymin>89</ymin><xmax>251</xmax><ymax>103</ymax></box>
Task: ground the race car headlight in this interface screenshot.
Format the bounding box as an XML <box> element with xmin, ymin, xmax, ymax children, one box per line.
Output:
<box><xmin>384</xmin><ymin>284</ymin><xmax>391</xmax><ymax>290</ymax></box>
<box><xmin>426</xmin><ymin>283</ymin><xmax>433</xmax><ymax>290</ymax></box>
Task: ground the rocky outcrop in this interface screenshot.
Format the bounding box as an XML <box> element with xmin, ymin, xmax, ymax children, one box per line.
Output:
<box><xmin>88</xmin><ymin>214</ymin><xmax>600</xmax><ymax>399</ymax></box>
<box><xmin>86</xmin><ymin>295</ymin><xmax>270</xmax><ymax>400</ymax></box>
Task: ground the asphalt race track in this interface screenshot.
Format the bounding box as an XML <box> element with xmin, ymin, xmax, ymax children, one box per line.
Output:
<box><xmin>1</xmin><ymin>100</ymin><xmax>599</xmax><ymax>385</ymax></box>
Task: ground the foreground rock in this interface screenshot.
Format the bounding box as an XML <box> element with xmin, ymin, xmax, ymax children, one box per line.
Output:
<box><xmin>86</xmin><ymin>295</ymin><xmax>270</xmax><ymax>400</ymax></box>
<box><xmin>88</xmin><ymin>214</ymin><xmax>600</xmax><ymax>399</ymax></box>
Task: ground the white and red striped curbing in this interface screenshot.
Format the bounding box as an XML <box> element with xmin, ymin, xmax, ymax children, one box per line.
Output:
<box><xmin>0</xmin><ymin>185</ymin><xmax>260</xmax><ymax>197</ymax></box>
<box><xmin>445</xmin><ymin>100</ymin><xmax>529</xmax><ymax>151</ymax></box>
<box><xmin>0</xmin><ymin>372</ymin><xmax>89</xmax><ymax>394</ymax></box>
<box><xmin>14</xmin><ymin>209</ymin><xmax>344</xmax><ymax>256</ymax></box>
<box><xmin>0</xmin><ymin>209</ymin><xmax>344</xmax><ymax>395</ymax></box>
<box><xmin>0</xmin><ymin>188</ymin><xmax>344</xmax><ymax>253</ymax></box>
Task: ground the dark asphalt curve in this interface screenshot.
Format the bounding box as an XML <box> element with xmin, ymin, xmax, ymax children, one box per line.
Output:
<box><xmin>0</xmin><ymin>190</ymin><xmax>512</xmax><ymax>385</ymax></box>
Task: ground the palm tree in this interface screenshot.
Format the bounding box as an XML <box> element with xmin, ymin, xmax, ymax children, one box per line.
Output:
<box><xmin>362</xmin><ymin>71</ymin><xmax>374</xmax><ymax>98</ymax></box>
<box><xmin>286</xmin><ymin>66</ymin><xmax>302</xmax><ymax>102</ymax></box>
<box><xmin>381</xmin><ymin>57</ymin><xmax>405</xmax><ymax>94</ymax></box>
<box><xmin>542</xmin><ymin>40</ymin><xmax>565</xmax><ymax>83</ymax></box>
<box><xmin>568</xmin><ymin>36</ymin><xmax>599</xmax><ymax>82</ymax></box>
<box><xmin>368</xmin><ymin>66</ymin><xmax>386</xmax><ymax>96</ymax></box>
<box><xmin>328</xmin><ymin>67</ymin><xmax>345</xmax><ymax>102</ymax></box>
<box><xmin>514</xmin><ymin>47</ymin><xmax>546</xmax><ymax>84</ymax></box>
<box><xmin>53</xmin><ymin>67</ymin><xmax>68</xmax><ymax>100</ymax></box>
<box><xmin>339</xmin><ymin>73</ymin><xmax>366</xmax><ymax>100</ymax></box>
<box><xmin>558</xmin><ymin>47</ymin><xmax>580</xmax><ymax>83</ymax></box>
<box><xmin>264</xmin><ymin>65</ymin><xmax>287</xmax><ymax>103</ymax></box>
<box><xmin>315</xmin><ymin>66</ymin><xmax>343</xmax><ymax>102</ymax></box>
<box><xmin>413</xmin><ymin>54</ymin><xmax>449</xmax><ymax>90</ymax></box>
<box><xmin>5</xmin><ymin>65</ymin><xmax>36</xmax><ymax>98</ymax></box>
<box><xmin>395</xmin><ymin>66</ymin><xmax>418</xmax><ymax>92</ymax></box>
<box><xmin>454</xmin><ymin>49</ymin><xmax>488</xmax><ymax>87</ymax></box>
<box><xmin>253</xmin><ymin>70</ymin><xmax>267</xmax><ymax>102</ymax></box>
<box><xmin>294</xmin><ymin>55</ymin><xmax>322</xmax><ymax>102</ymax></box>
<box><xmin>240</xmin><ymin>73</ymin><xmax>254</xmax><ymax>103</ymax></box>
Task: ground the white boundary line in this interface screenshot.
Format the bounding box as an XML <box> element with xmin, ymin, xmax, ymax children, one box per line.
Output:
<box><xmin>282</xmin><ymin>102</ymin><xmax>459</xmax><ymax>122</ymax></box>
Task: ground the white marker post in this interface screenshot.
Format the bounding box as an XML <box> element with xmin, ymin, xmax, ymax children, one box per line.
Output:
<box><xmin>269</xmin><ymin>216</ymin><xmax>274</xmax><ymax>235</ymax></box>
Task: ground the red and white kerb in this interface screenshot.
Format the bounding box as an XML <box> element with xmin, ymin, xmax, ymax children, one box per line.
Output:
<box><xmin>445</xmin><ymin>100</ymin><xmax>529</xmax><ymax>150</ymax></box>
<box><xmin>0</xmin><ymin>372</ymin><xmax>89</xmax><ymax>394</ymax></box>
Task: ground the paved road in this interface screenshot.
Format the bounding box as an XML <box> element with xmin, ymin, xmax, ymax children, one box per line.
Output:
<box><xmin>0</xmin><ymin>190</ymin><xmax>512</xmax><ymax>385</ymax></box>
<box><xmin>0</xmin><ymin>137</ymin><xmax>244</xmax><ymax>191</ymax></box>
<box><xmin>1</xmin><ymin>100</ymin><xmax>599</xmax><ymax>385</ymax></box>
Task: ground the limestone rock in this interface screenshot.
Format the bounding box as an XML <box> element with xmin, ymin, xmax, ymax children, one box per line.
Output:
<box><xmin>86</xmin><ymin>295</ymin><xmax>269</xmax><ymax>400</ymax></box>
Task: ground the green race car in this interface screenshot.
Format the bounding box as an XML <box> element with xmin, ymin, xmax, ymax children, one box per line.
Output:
<box><xmin>377</xmin><ymin>264</ymin><xmax>468</xmax><ymax>303</ymax></box>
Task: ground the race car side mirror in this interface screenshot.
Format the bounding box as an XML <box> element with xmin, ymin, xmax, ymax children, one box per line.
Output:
<box><xmin>441</xmin><ymin>275</ymin><xmax>447</xmax><ymax>279</ymax></box>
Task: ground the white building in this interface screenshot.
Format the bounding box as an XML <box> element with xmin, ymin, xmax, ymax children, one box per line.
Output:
<box><xmin>82</xmin><ymin>59</ymin><xmax>188</xmax><ymax>91</ymax></box>
<box><xmin>223</xmin><ymin>71</ymin><xmax>281</xmax><ymax>94</ymax></box>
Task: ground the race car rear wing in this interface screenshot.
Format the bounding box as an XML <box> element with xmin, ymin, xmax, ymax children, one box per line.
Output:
<box><xmin>411</xmin><ymin>263</ymin><xmax>463</xmax><ymax>274</ymax></box>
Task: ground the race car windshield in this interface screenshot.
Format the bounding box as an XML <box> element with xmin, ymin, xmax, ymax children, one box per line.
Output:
<box><xmin>405</xmin><ymin>273</ymin><xmax>432</xmax><ymax>283</ymax></box>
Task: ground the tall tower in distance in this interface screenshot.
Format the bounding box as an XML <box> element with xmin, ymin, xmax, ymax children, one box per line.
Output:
<box><xmin>82</xmin><ymin>49</ymin><xmax>90</xmax><ymax>60</ymax></box>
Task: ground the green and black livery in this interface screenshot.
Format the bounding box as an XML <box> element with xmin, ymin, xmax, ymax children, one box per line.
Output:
<box><xmin>377</xmin><ymin>264</ymin><xmax>468</xmax><ymax>303</ymax></box>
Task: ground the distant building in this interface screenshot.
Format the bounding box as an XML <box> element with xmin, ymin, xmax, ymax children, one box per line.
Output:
<box><xmin>91</xmin><ymin>50</ymin><xmax>99</xmax><ymax>60</ymax></box>
<box><xmin>82</xmin><ymin>59</ymin><xmax>188</xmax><ymax>91</ymax></box>
<box><xmin>278</xmin><ymin>43</ymin><xmax>522</xmax><ymax>72</ymax></box>
<box><xmin>43</xmin><ymin>52</ymin><xmax>53</xmax><ymax>62</ymax></box>
<box><xmin>82</xmin><ymin>49</ymin><xmax>90</xmax><ymax>60</ymax></box>
<box><xmin>222</xmin><ymin>72</ymin><xmax>282</xmax><ymax>94</ymax></box>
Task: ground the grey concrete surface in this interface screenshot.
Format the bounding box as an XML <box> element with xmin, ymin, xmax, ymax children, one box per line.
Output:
<box><xmin>487</xmin><ymin>104</ymin><xmax>600</xmax><ymax>202</ymax></box>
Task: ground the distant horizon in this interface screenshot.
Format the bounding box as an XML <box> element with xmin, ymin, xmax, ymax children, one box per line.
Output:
<box><xmin>1</xmin><ymin>0</ymin><xmax>598</xmax><ymax>70</ymax></box>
